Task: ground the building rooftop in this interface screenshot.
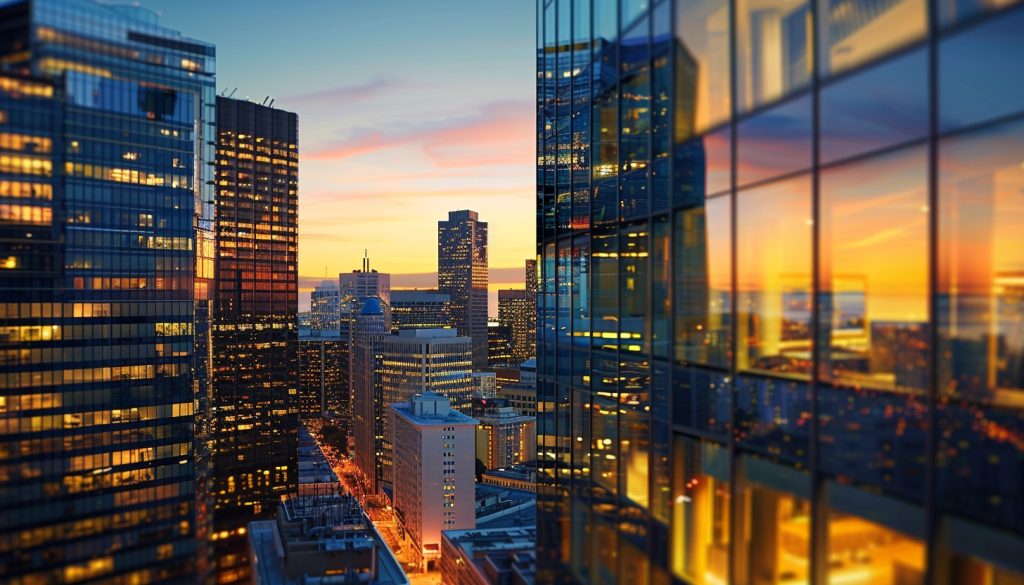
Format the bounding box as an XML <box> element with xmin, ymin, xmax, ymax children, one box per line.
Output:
<box><xmin>395</xmin><ymin>328</ymin><xmax>460</xmax><ymax>339</ymax></box>
<box><xmin>441</xmin><ymin>526</ymin><xmax>537</xmax><ymax>585</ymax></box>
<box><xmin>390</xmin><ymin>393</ymin><xmax>478</xmax><ymax>427</ymax></box>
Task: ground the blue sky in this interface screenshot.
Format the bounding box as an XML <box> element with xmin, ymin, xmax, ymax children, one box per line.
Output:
<box><xmin>143</xmin><ymin>0</ymin><xmax>537</xmax><ymax>312</ymax></box>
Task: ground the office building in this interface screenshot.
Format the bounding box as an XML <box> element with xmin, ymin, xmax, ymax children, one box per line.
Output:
<box><xmin>389</xmin><ymin>394</ymin><xmax>478</xmax><ymax>571</ymax></box>
<box><xmin>487</xmin><ymin>321</ymin><xmax>513</xmax><ymax>367</ymax></box>
<box><xmin>498</xmin><ymin>289</ymin><xmax>533</xmax><ymax>365</ymax></box>
<box><xmin>297</xmin><ymin>329</ymin><xmax>345</xmax><ymax>421</ymax></box>
<box><xmin>525</xmin><ymin>258</ymin><xmax>537</xmax><ymax>362</ymax></box>
<box><xmin>379</xmin><ymin>328</ymin><xmax>474</xmax><ymax>489</ymax></box>
<box><xmin>352</xmin><ymin>297</ymin><xmax>389</xmax><ymax>495</ymax></box>
<box><xmin>212</xmin><ymin>96</ymin><xmax>298</xmax><ymax>582</ymax></box>
<box><xmin>481</xmin><ymin>465</ymin><xmax>538</xmax><ymax>493</ymax></box>
<box><xmin>0</xmin><ymin>1</ymin><xmax>215</xmax><ymax>581</ymax></box>
<box><xmin>474</xmin><ymin>406</ymin><xmax>536</xmax><ymax>470</ymax></box>
<box><xmin>309</xmin><ymin>279</ymin><xmax>341</xmax><ymax>331</ymax></box>
<box><xmin>248</xmin><ymin>494</ymin><xmax>408</xmax><ymax>585</ymax></box>
<box><xmin>438</xmin><ymin>210</ymin><xmax>489</xmax><ymax>369</ymax></box>
<box><xmin>536</xmin><ymin>1</ymin><xmax>1024</xmax><ymax>584</ymax></box>
<box><xmin>440</xmin><ymin>527</ymin><xmax>537</xmax><ymax>585</ymax></box>
<box><xmin>497</xmin><ymin>383</ymin><xmax>536</xmax><ymax>417</ymax></box>
<box><xmin>472</xmin><ymin>371</ymin><xmax>498</xmax><ymax>397</ymax></box>
<box><xmin>341</xmin><ymin>252</ymin><xmax>391</xmax><ymax>309</ymax></box>
<box><xmin>390</xmin><ymin>289</ymin><xmax>452</xmax><ymax>332</ymax></box>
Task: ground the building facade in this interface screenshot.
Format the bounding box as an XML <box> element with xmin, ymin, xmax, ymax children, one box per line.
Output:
<box><xmin>389</xmin><ymin>394</ymin><xmax>477</xmax><ymax>570</ymax></box>
<box><xmin>390</xmin><ymin>289</ymin><xmax>452</xmax><ymax>332</ymax></box>
<box><xmin>309</xmin><ymin>279</ymin><xmax>340</xmax><ymax>331</ymax></box>
<box><xmin>297</xmin><ymin>329</ymin><xmax>345</xmax><ymax>421</ymax></box>
<box><xmin>438</xmin><ymin>210</ymin><xmax>489</xmax><ymax>370</ymax></box>
<box><xmin>0</xmin><ymin>1</ymin><xmax>216</xmax><ymax>581</ymax></box>
<box><xmin>498</xmin><ymin>289</ymin><xmax>533</xmax><ymax>365</ymax></box>
<box><xmin>352</xmin><ymin>297</ymin><xmax>389</xmax><ymax>495</ymax></box>
<box><xmin>487</xmin><ymin>321</ymin><xmax>513</xmax><ymax>367</ymax></box>
<box><xmin>341</xmin><ymin>253</ymin><xmax>391</xmax><ymax>308</ymax></box>
<box><xmin>212</xmin><ymin>96</ymin><xmax>298</xmax><ymax>583</ymax></box>
<box><xmin>536</xmin><ymin>0</ymin><xmax>1024</xmax><ymax>584</ymax></box>
<box><xmin>440</xmin><ymin>527</ymin><xmax>537</xmax><ymax>585</ymax></box>
<box><xmin>475</xmin><ymin>406</ymin><xmax>537</xmax><ymax>470</ymax></box>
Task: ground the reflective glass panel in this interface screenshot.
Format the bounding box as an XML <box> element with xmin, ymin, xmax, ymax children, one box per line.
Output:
<box><xmin>592</xmin><ymin>352</ymin><xmax>619</xmax><ymax>496</ymax></box>
<box><xmin>735</xmin><ymin>376</ymin><xmax>811</xmax><ymax>466</ymax></box>
<box><xmin>737</xmin><ymin>0</ymin><xmax>812</xmax><ymax>111</ymax></box>
<box><xmin>737</xmin><ymin>175</ymin><xmax>813</xmax><ymax>378</ymax></box>
<box><xmin>940</xmin><ymin>0</ymin><xmax>1022</xmax><ymax>28</ymax></box>
<box><xmin>675</xmin><ymin>126</ymin><xmax>732</xmax><ymax>205</ymax></box>
<box><xmin>674</xmin><ymin>366</ymin><xmax>732</xmax><ymax>435</ymax></box>
<box><xmin>674</xmin><ymin>194</ymin><xmax>732</xmax><ymax>368</ymax></box>
<box><xmin>674</xmin><ymin>0</ymin><xmax>732</xmax><ymax>135</ymax></box>
<box><xmin>825</xmin><ymin>483</ymin><xmax>927</xmax><ymax>585</ymax></box>
<box><xmin>592</xmin><ymin>227</ymin><xmax>619</xmax><ymax>348</ymax></box>
<box><xmin>671</xmin><ymin>436</ymin><xmax>731</xmax><ymax>584</ymax></box>
<box><xmin>653</xmin><ymin>214</ymin><xmax>672</xmax><ymax>359</ymax></box>
<box><xmin>736</xmin><ymin>456</ymin><xmax>812</xmax><ymax>585</ymax></box>
<box><xmin>939</xmin><ymin>9</ymin><xmax>1024</xmax><ymax>132</ymax></box>
<box><xmin>818</xmin><ymin>0</ymin><xmax>926</xmax><ymax>76</ymax></box>
<box><xmin>820</xmin><ymin>48</ymin><xmax>928</xmax><ymax>164</ymax></box>
<box><xmin>737</xmin><ymin>94</ymin><xmax>812</xmax><ymax>187</ymax></box>
<box><xmin>937</xmin><ymin>515</ymin><xmax>1024</xmax><ymax>585</ymax></box>
<box><xmin>819</xmin><ymin>146</ymin><xmax>929</xmax><ymax>392</ymax></box>
<box><xmin>621</xmin><ymin>222</ymin><xmax>650</xmax><ymax>354</ymax></box>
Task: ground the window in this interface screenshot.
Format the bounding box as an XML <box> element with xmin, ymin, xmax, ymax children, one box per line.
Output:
<box><xmin>671</xmin><ymin>436</ymin><xmax>730</xmax><ymax>584</ymax></box>
<box><xmin>737</xmin><ymin>0</ymin><xmax>812</xmax><ymax>110</ymax></box>
<box><xmin>817</xmin><ymin>0</ymin><xmax>925</xmax><ymax>76</ymax></box>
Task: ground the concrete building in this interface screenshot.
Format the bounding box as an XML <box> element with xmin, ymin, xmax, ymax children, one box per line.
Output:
<box><xmin>440</xmin><ymin>527</ymin><xmax>536</xmax><ymax>585</ymax></box>
<box><xmin>474</xmin><ymin>406</ymin><xmax>536</xmax><ymax>470</ymax></box>
<box><xmin>496</xmin><ymin>383</ymin><xmax>536</xmax><ymax>417</ymax></box>
<box><xmin>390</xmin><ymin>289</ymin><xmax>452</xmax><ymax>332</ymax></box>
<box><xmin>248</xmin><ymin>494</ymin><xmax>407</xmax><ymax>585</ymax></box>
<box><xmin>472</xmin><ymin>371</ymin><xmax>497</xmax><ymax>398</ymax></box>
<box><xmin>389</xmin><ymin>394</ymin><xmax>477</xmax><ymax>571</ymax></box>
<box><xmin>480</xmin><ymin>465</ymin><xmax>538</xmax><ymax>493</ymax></box>
<box><xmin>341</xmin><ymin>253</ymin><xmax>391</xmax><ymax>312</ymax></box>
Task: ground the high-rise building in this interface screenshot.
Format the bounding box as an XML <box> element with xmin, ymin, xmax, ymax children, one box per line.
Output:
<box><xmin>498</xmin><ymin>289</ymin><xmax>533</xmax><ymax>364</ymax></box>
<box><xmin>438</xmin><ymin>210</ymin><xmax>488</xmax><ymax>369</ymax></box>
<box><xmin>378</xmin><ymin>328</ymin><xmax>474</xmax><ymax>489</ymax></box>
<box><xmin>487</xmin><ymin>320</ymin><xmax>513</xmax><ymax>367</ymax></box>
<box><xmin>0</xmin><ymin>2</ymin><xmax>215</xmax><ymax>581</ymax></box>
<box><xmin>525</xmin><ymin>258</ymin><xmax>538</xmax><ymax>361</ymax></box>
<box><xmin>390</xmin><ymin>289</ymin><xmax>452</xmax><ymax>332</ymax></box>
<box><xmin>389</xmin><ymin>393</ymin><xmax>477</xmax><ymax>571</ymax></box>
<box><xmin>536</xmin><ymin>1</ymin><xmax>1024</xmax><ymax>584</ymax></box>
<box><xmin>341</xmin><ymin>252</ymin><xmax>391</xmax><ymax>308</ymax></box>
<box><xmin>474</xmin><ymin>406</ymin><xmax>536</xmax><ymax>470</ymax></box>
<box><xmin>309</xmin><ymin>279</ymin><xmax>341</xmax><ymax>331</ymax></box>
<box><xmin>352</xmin><ymin>297</ymin><xmax>390</xmax><ymax>495</ymax></box>
<box><xmin>212</xmin><ymin>96</ymin><xmax>298</xmax><ymax>582</ymax></box>
<box><xmin>297</xmin><ymin>329</ymin><xmax>345</xmax><ymax>422</ymax></box>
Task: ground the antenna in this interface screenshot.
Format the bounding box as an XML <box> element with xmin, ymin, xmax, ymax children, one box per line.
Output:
<box><xmin>362</xmin><ymin>250</ymin><xmax>370</xmax><ymax>273</ymax></box>
<box><xmin>262</xmin><ymin>96</ymin><xmax>270</xmax><ymax>106</ymax></box>
<box><xmin>227</xmin><ymin>88</ymin><xmax>237</xmax><ymax>99</ymax></box>
<box><xmin>268</xmin><ymin>99</ymin><xmax>275</xmax><ymax>108</ymax></box>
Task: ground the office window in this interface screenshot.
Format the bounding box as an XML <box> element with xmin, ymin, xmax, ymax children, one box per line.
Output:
<box><xmin>674</xmin><ymin>0</ymin><xmax>732</xmax><ymax>136</ymax></box>
<box><xmin>737</xmin><ymin>0</ymin><xmax>812</xmax><ymax>110</ymax></box>
<box><xmin>818</xmin><ymin>0</ymin><xmax>926</xmax><ymax>75</ymax></box>
<box><xmin>671</xmin><ymin>436</ymin><xmax>730</xmax><ymax>584</ymax></box>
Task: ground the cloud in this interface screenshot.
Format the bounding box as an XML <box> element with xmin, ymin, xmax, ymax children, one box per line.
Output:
<box><xmin>299</xmin><ymin>266</ymin><xmax>530</xmax><ymax>292</ymax></box>
<box><xmin>283</xmin><ymin>78</ymin><xmax>399</xmax><ymax>107</ymax></box>
<box><xmin>306</xmin><ymin>100</ymin><xmax>534</xmax><ymax>169</ymax></box>
<box><xmin>301</xmin><ymin>185</ymin><xmax>529</xmax><ymax>205</ymax></box>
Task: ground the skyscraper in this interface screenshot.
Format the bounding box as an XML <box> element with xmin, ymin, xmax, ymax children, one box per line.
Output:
<box><xmin>212</xmin><ymin>96</ymin><xmax>298</xmax><ymax>583</ymax></box>
<box><xmin>536</xmin><ymin>1</ymin><xmax>1024</xmax><ymax>584</ymax></box>
<box><xmin>0</xmin><ymin>1</ymin><xmax>214</xmax><ymax>581</ymax></box>
<box><xmin>352</xmin><ymin>296</ymin><xmax>389</xmax><ymax>495</ymax></box>
<box><xmin>390</xmin><ymin>289</ymin><xmax>452</xmax><ymax>332</ymax></box>
<box><xmin>378</xmin><ymin>328</ymin><xmax>474</xmax><ymax>490</ymax></box>
<box><xmin>525</xmin><ymin>258</ymin><xmax>538</xmax><ymax>361</ymax></box>
<box><xmin>298</xmin><ymin>329</ymin><xmax>345</xmax><ymax>421</ymax></box>
<box><xmin>341</xmin><ymin>253</ymin><xmax>391</xmax><ymax>309</ymax></box>
<box><xmin>309</xmin><ymin>279</ymin><xmax>341</xmax><ymax>331</ymax></box>
<box><xmin>438</xmin><ymin>210</ymin><xmax>488</xmax><ymax>369</ymax></box>
<box><xmin>498</xmin><ymin>288</ymin><xmax>533</xmax><ymax>364</ymax></box>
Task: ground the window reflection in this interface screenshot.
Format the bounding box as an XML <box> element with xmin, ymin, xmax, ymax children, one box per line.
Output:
<box><xmin>592</xmin><ymin>227</ymin><xmax>618</xmax><ymax>349</ymax></box>
<box><xmin>675</xmin><ymin>126</ymin><xmax>732</xmax><ymax>205</ymax></box>
<box><xmin>939</xmin><ymin>0</ymin><xmax>1022</xmax><ymax>28</ymax></box>
<box><xmin>736</xmin><ymin>376</ymin><xmax>811</xmax><ymax>466</ymax></box>
<box><xmin>593</xmin><ymin>353</ymin><xmax>619</xmax><ymax>497</ymax></box>
<box><xmin>675</xmin><ymin>195</ymin><xmax>732</xmax><ymax>367</ymax></box>
<box><xmin>819</xmin><ymin>146</ymin><xmax>929</xmax><ymax>392</ymax></box>
<box><xmin>737</xmin><ymin>0</ymin><xmax>812</xmax><ymax>111</ymax></box>
<box><xmin>736</xmin><ymin>456</ymin><xmax>812</xmax><ymax>585</ymax></box>
<box><xmin>675</xmin><ymin>0</ymin><xmax>731</xmax><ymax>136</ymax></box>
<box><xmin>819</xmin><ymin>48</ymin><xmax>927</xmax><ymax>164</ymax></box>
<box><xmin>653</xmin><ymin>215</ymin><xmax>672</xmax><ymax>359</ymax></box>
<box><xmin>737</xmin><ymin>95</ymin><xmax>812</xmax><ymax>187</ymax></box>
<box><xmin>671</xmin><ymin>436</ymin><xmax>730</xmax><ymax>585</ymax></box>
<box><xmin>939</xmin><ymin>9</ymin><xmax>1024</xmax><ymax>132</ymax></box>
<box><xmin>937</xmin><ymin>515</ymin><xmax>1024</xmax><ymax>585</ymax></box>
<box><xmin>818</xmin><ymin>0</ymin><xmax>925</xmax><ymax>76</ymax></box>
<box><xmin>621</xmin><ymin>222</ymin><xmax>650</xmax><ymax>353</ymax></box>
<box><xmin>738</xmin><ymin>175</ymin><xmax>813</xmax><ymax>378</ymax></box>
<box><xmin>825</xmin><ymin>484</ymin><xmax>926</xmax><ymax>585</ymax></box>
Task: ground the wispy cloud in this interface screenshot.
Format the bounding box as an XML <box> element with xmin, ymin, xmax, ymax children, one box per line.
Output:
<box><xmin>283</xmin><ymin>77</ymin><xmax>400</xmax><ymax>107</ymax></box>
<box><xmin>306</xmin><ymin>100</ymin><xmax>534</xmax><ymax>168</ymax></box>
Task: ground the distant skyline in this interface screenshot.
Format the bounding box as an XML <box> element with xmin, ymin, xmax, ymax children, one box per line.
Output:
<box><xmin>142</xmin><ymin>0</ymin><xmax>536</xmax><ymax>312</ymax></box>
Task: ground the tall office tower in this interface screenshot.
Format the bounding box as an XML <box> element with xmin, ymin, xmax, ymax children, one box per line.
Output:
<box><xmin>389</xmin><ymin>393</ymin><xmax>477</xmax><ymax>571</ymax></box>
<box><xmin>536</xmin><ymin>1</ymin><xmax>1024</xmax><ymax>584</ymax></box>
<box><xmin>438</xmin><ymin>210</ymin><xmax>488</xmax><ymax>369</ymax></box>
<box><xmin>351</xmin><ymin>297</ymin><xmax>389</xmax><ymax>495</ymax></box>
<box><xmin>0</xmin><ymin>2</ymin><xmax>214</xmax><ymax>582</ymax></box>
<box><xmin>341</xmin><ymin>252</ymin><xmax>391</xmax><ymax>308</ymax></box>
<box><xmin>525</xmin><ymin>258</ymin><xmax>538</xmax><ymax>360</ymax></box>
<box><xmin>487</xmin><ymin>320</ymin><xmax>513</xmax><ymax>367</ymax></box>
<box><xmin>212</xmin><ymin>96</ymin><xmax>298</xmax><ymax>583</ymax></box>
<box><xmin>378</xmin><ymin>328</ymin><xmax>474</xmax><ymax>489</ymax></box>
<box><xmin>298</xmin><ymin>330</ymin><xmax>344</xmax><ymax>421</ymax></box>
<box><xmin>474</xmin><ymin>405</ymin><xmax>536</xmax><ymax>470</ymax></box>
<box><xmin>309</xmin><ymin>279</ymin><xmax>341</xmax><ymax>331</ymax></box>
<box><xmin>390</xmin><ymin>289</ymin><xmax>452</xmax><ymax>332</ymax></box>
<box><xmin>499</xmin><ymin>288</ymin><xmax>533</xmax><ymax>364</ymax></box>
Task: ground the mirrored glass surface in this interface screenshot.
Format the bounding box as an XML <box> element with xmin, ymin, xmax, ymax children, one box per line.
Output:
<box><xmin>818</xmin><ymin>0</ymin><xmax>925</xmax><ymax>76</ymax></box>
<box><xmin>674</xmin><ymin>0</ymin><xmax>731</xmax><ymax>135</ymax></box>
<box><xmin>737</xmin><ymin>0</ymin><xmax>812</xmax><ymax>111</ymax></box>
<box><xmin>737</xmin><ymin>95</ymin><xmax>812</xmax><ymax>187</ymax></box>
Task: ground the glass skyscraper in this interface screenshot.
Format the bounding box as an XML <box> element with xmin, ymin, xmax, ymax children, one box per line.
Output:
<box><xmin>438</xmin><ymin>210</ymin><xmax>489</xmax><ymax>370</ymax></box>
<box><xmin>0</xmin><ymin>0</ymin><xmax>215</xmax><ymax>582</ymax></box>
<box><xmin>536</xmin><ymin>0</ymin><xmax>1024</xmax><ymax>584</ymax></box>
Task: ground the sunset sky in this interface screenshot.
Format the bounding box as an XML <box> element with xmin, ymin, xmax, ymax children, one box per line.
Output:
<box><xmin>145</xmin><ymin>0</ymin><xmax>537</xmax><ymax>313</ymax></box>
